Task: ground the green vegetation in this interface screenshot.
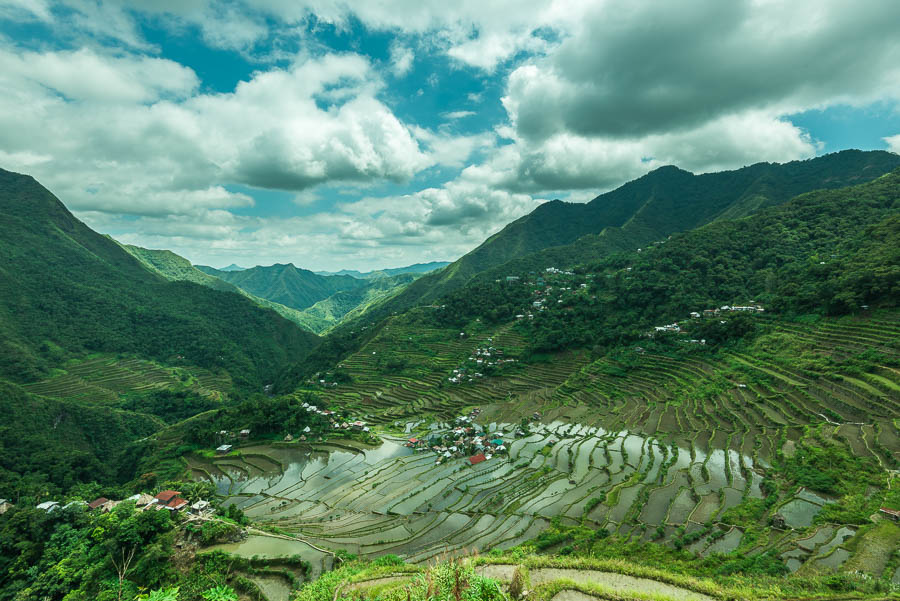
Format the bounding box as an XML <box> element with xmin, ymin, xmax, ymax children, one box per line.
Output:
<box><xmin>197</xmin><ymin>263</ymin><xmax>367</xmax><ymax>311</ymax></box>
<box><xmin>2</xmin><ymin>157</ymin><xmax>900</xmax><ymax>599</ymax></box>
<box><xmin>349</xmin><ymin>149</ymin><xmax>900</xmax><ymax>327</ymax></box>
<box><xmin>122</xmin><ymin>243</ymin><xmax>316</xmax><ymax>328</ymax></box>
<box><xmin>0</xmin><ymin>168</ymin><xmax>320</xmax><ymax>388</ymax></box>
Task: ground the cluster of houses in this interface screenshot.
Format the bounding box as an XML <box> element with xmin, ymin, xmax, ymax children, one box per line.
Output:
<box><xmin>404</xmin><ymin>410</ymin><xmax>511</xmax><ymax>465</ymax></box>
<box><xmin>648</xmin><ymin>303</ymin><xmax>767</xmax><ymax>340</ymax></box>
<box><xmin>447</xmin><ymin>340</ymin><xmax>517</xmax><ymax>384</ymax></box>
<box><xmin>215</xmin><ymin>428</ymin><xmax>252</xmax><ymax>453</ymax></box>
<box><xmin>690</xmin><ymin>304</ymin><xmax>766</xmax><ymax>318</ymax></box>
<box><xmin>32</xmin><ymin>490</ymin><xmax>212</xmax><ymax>516</ymax></box>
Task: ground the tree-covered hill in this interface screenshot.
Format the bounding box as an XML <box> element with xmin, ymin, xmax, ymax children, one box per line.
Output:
<box><xmin>199</xmin><ymin>261</ymin><xmax>422</xmax><ymax>333</ymax></box>
<box><xmin>432</xmin><ymin>167</ymin><xmax>900</xmax><ymax>354</ymax></box>
<box><xmin>0</xmin><ymin>168</ymin><xmax>320</xmax><ymax>387</ymax></box>
<box><xmin>197</xmin><ymin>262</ymin><xmax>368</xmax><ymax>311</ymax></box>
<box><xmin>359</xmin><ymin>150</ymin><xmax>900</xmax><ymax>324</ymax></box>
<box><xmin>122</xmin><ymin>244</ymin><xmax>315</xmax><ymax>327</ymax></box>
<box><xmin>294</xmin><ymin>272</ymin><xmax>418</xmax><ymax>333</ymax></box>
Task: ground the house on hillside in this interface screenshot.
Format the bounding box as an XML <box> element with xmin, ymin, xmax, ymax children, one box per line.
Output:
<box><xmin>154</xmin><ymin>490</ymin><xmax>181</xmax><ymax>506</ymax></box>
<box><xmin>36</xmin><ymin>501</ymin><xmax>59</xmax><ymax>512</ymax></box>
<box><xmin>880</xmin><ymin>507</ymin><xmax>900</xmax><ymax>522</ymax></box>
<box><xmin>88</xmin><ymin>497</ymin><xmax>109</xmax><ymax>511</ymax></box>
<box><xmin>0</xmin><ymin>499</ymin><xmax>13</xmax><ymax>514</ymax></box>
<box><xmin>164</xmin><ymin>497</ymin><xmax>188</xmax><ymax>511</ymax></box>
<box><xmin>469</xmin><ymin>453</ymin><xmax>487</xmax><ymax>465</ymax></box>
<box><xmin>239</xmin><ymin>429</ymin><xmax>250</xmax><ymax>438</ymax></box>
<box><xmin>216</xmin><ymin>444</ymin><xmax>232</xmax><ymax>454</ymax></box>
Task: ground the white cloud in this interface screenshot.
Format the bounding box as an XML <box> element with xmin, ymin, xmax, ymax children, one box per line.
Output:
<box><xmin>886</xmin><ymin>134</ymin><xmax>900</xmax><ymax>154</ymax></box>
<box><xmin>0</xmin><ymin>47</ymin><xmax>436</xmax><ymax>220</ymax></box>
<box><xmin>441</xmin><ymin>110</ymin><xmax>476</xmax><ymax>120</ymax></box>
<box><xmin>388</xmin><ymin>42</ymin><xmax>414</xmax><ymax>77</ymax></box>
<box><xmin>0</xmin><ymin>47</ymin><xmax>199</xmax><ymax>103</ymax></box>
<box><xmin>503</xmin><ymin>0</ymin><xmax>900</xmax><ymax>141</ymax></box>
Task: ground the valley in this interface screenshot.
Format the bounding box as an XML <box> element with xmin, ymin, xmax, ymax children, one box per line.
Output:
<box><xmin>1</xmin><ymin>157</ymin><xmax>898</xmax><ymax>601</ymax></box>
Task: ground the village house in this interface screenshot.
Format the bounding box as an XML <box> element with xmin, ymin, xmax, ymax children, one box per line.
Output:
<box><xmin>36</xmin><ymin>501</ymin><xmax>59</xmax><ymax>512</ymax></box>
<box><xmin>88</xmin><ymin>497</ymin><xmax>109</xmax><ymax>511</ymax></box>
<box><xmin>164</xmin><ymin>497</ymin><xmax>188</xmax><ymax>511</ymax></box>
<box><xmin>239</xmin><ymin>429</ymin><xmax>250</xmax><ymax>438</ymax></box>
<box><xmin>216</xmin><ymin>444</ymin><xmax>233</xmax><ymax>454</ymax></box>
<box><xmin>0</xmin><ymin>499</ymin><xmax>13</xmax><ymax>514</ymax></box>
<box><xmin>879</xmin><ymin>507</ymin><xmax>900</xmax><ymax>522</ymax></box>
<box><xmin>154</xmin><ymin>490</ymin><xmax>181</xmax><ymax>506</ymax></box>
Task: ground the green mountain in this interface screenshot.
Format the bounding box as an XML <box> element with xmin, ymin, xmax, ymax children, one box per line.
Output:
<box><xmin>0</xmin><ymin>168</ymin><xmax>319</xmax><ymax>387</ymax></box>
<box><xmin>316</xmin><ymin>260</ymin><xmax>451</xmax><ymax>278</ymax></box>
<box><xmin>197</xmin><ymin>263</ymin><xmax>368</xmax><ymax>311</ymax></box>
<box><xmin>431</xmin><ymin>167</ymin><xmax>900</xmax><ymax>354</ymax></box>
<box><xmin>122</xmin><ymin>244</ymin><xmax>314</xmax><ymax>327</ymax></box>
<box><xmin>197</xmin><ymin>261</ymin><xmax>421</xmax><ymax>333</ymax></box>
<box><xmin>295</xmin><ymin>272</ymin><xmax>418</xmax><ymax>333</ymax></box>
<box><xmin>363</xmin><ymin>150</ymin><xmax>900</xmax><ymax>322</ymax></box>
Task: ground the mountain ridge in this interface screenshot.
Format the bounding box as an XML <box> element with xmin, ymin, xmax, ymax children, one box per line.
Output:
<box><xmin>347</xmin><ymin>150</ymin><xmax>900</xmax><ymax>326</ymax></box>
<box><xmin>0</xmin><ymin>167</ymin><xmax>320</xmax><ymax>387</ymax></box>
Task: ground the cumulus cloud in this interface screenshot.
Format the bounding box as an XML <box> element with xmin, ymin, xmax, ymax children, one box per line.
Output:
<box><xmin>503</xmin><ymin>0</ymin><xmax>900</xmax><ymax>141</ymax></box>
<box><xmin>3</xmin><ymin>0</ymin><xmax>900</xmax><ymax>269</ymax></box>
<box><xmin>0</xmin><ymin>47</ymin><xmax>435</xmax><ymax>220</ymax></box>
<box><xmin>886</xmin><ymin>134</ymin><xmax>900</xmax><ymax>154</ymax></box>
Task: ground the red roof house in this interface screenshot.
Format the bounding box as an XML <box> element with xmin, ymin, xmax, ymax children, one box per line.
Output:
<box><xmin>88</xmin><ymin>497</ymin><xmax>109</xmax><ymax>510</ymax></box>
<box><xmin>468</xmin><ymin>453</ymin><xmax>487</xmax><ymax>465</ymax></box>
<box><xmin>880</xmin><ymin>507</ymin><xmax>900</xmax><ymax>521</ymax></box>
<box><xmin>165</xmin><ymin>497</ymin><xmax>188</xmax><ymax>511</ymax></box>
<box><xmin>155</xmin><ymin>490</ymin><xmax>181</xmax><ymax>504</ymax></box>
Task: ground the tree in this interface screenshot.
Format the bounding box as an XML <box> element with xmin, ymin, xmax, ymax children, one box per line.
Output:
<box><xmin>202</xmin><ymin>585</ymin><xmax>238</xmax><ymax>601</ymax></box>
<box><xmin>110</xmin><ymin>546</ymin><xmax>137</xmax><ymax>601</ymax></box>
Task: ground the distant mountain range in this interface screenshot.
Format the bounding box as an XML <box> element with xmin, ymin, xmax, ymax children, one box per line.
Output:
<box><xmin>121</xmin><ymin>245</ymin><xmax>313</xmax><ymax>327</ymax></box>
<box><xmin>315</xmin><ymin>261</ymin><xmax>450</xmax><ymax>279</ymax></box>
<box><xmin>196</xmin><ymin>263</ymin><xmax>420</xmax><ymax>333</ymax></box>
<box><xmin>346</xmin><ymin>150</ymin><xmax>900</xmax><ymax>326</ymax></box>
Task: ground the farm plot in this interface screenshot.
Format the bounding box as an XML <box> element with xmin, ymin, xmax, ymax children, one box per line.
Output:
<box><xmin>192</xmin><ymin>418</ymin><xmax>779</xmax><ymax>563</ymax></box>
<box><xmin>24</xmin><ymin>355</ymin><xmax>230</xmax><ymax>401</ymax></box>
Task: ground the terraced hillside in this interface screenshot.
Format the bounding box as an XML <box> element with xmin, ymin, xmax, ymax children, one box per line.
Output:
<box><xmin>23</xmin><ymin>355</ymin><xmax>232</xmax><ymax>402</ymax></box>
<box><xmin>185</xmin><ymin>309</ymin><xmax>899</xmax><ymax>580</ymax></box>
<box><xmin>303</xmin><ymin>311</ymin><xmax>590</xmax><ymax>425</ymax></box>
<box><xmin>549</xmin><ymin>313</ymin><xmax>900</xmax><ymax>470</ymax></box>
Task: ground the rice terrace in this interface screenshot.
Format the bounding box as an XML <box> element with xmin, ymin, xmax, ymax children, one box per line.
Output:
<box><xmin>186</xmin><ymin>306</ymin><xmax>900</xmax><ymax>594</ymax></box>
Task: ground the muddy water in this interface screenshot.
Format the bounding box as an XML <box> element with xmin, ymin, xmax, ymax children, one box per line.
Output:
<box><xmin>250</xmin><ymin>574</ymin><xmax>292</xmax><ymax>601</ymax></box>
<box><xmin>206</xmin><ymin>535</ymin><xmax>331</xmax><ymax>579</ymax></box>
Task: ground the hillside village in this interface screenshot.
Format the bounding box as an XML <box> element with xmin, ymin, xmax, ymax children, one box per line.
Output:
<box><xmin>404</xmin><ymin>407</ymin><xmax>518</xmax><ymax>465</ymax></box>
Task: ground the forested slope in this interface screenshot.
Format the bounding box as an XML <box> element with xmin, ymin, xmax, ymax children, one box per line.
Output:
<box><xmin>0</xmin><ymin>168</ymin><xmax>320</xmax><ymax>387</ymax></box>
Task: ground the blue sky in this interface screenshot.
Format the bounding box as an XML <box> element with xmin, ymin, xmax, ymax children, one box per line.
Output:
<box><xmin>1</xmin><ymin>0</ymin><xmax>899</xmax><ymax>270</ymax></box>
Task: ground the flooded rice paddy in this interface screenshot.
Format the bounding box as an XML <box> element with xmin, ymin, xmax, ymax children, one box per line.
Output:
<box><xmin>191</xmin><ymin>419</ymin><xmax>882</xmax><ymax>577</ymax></box>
